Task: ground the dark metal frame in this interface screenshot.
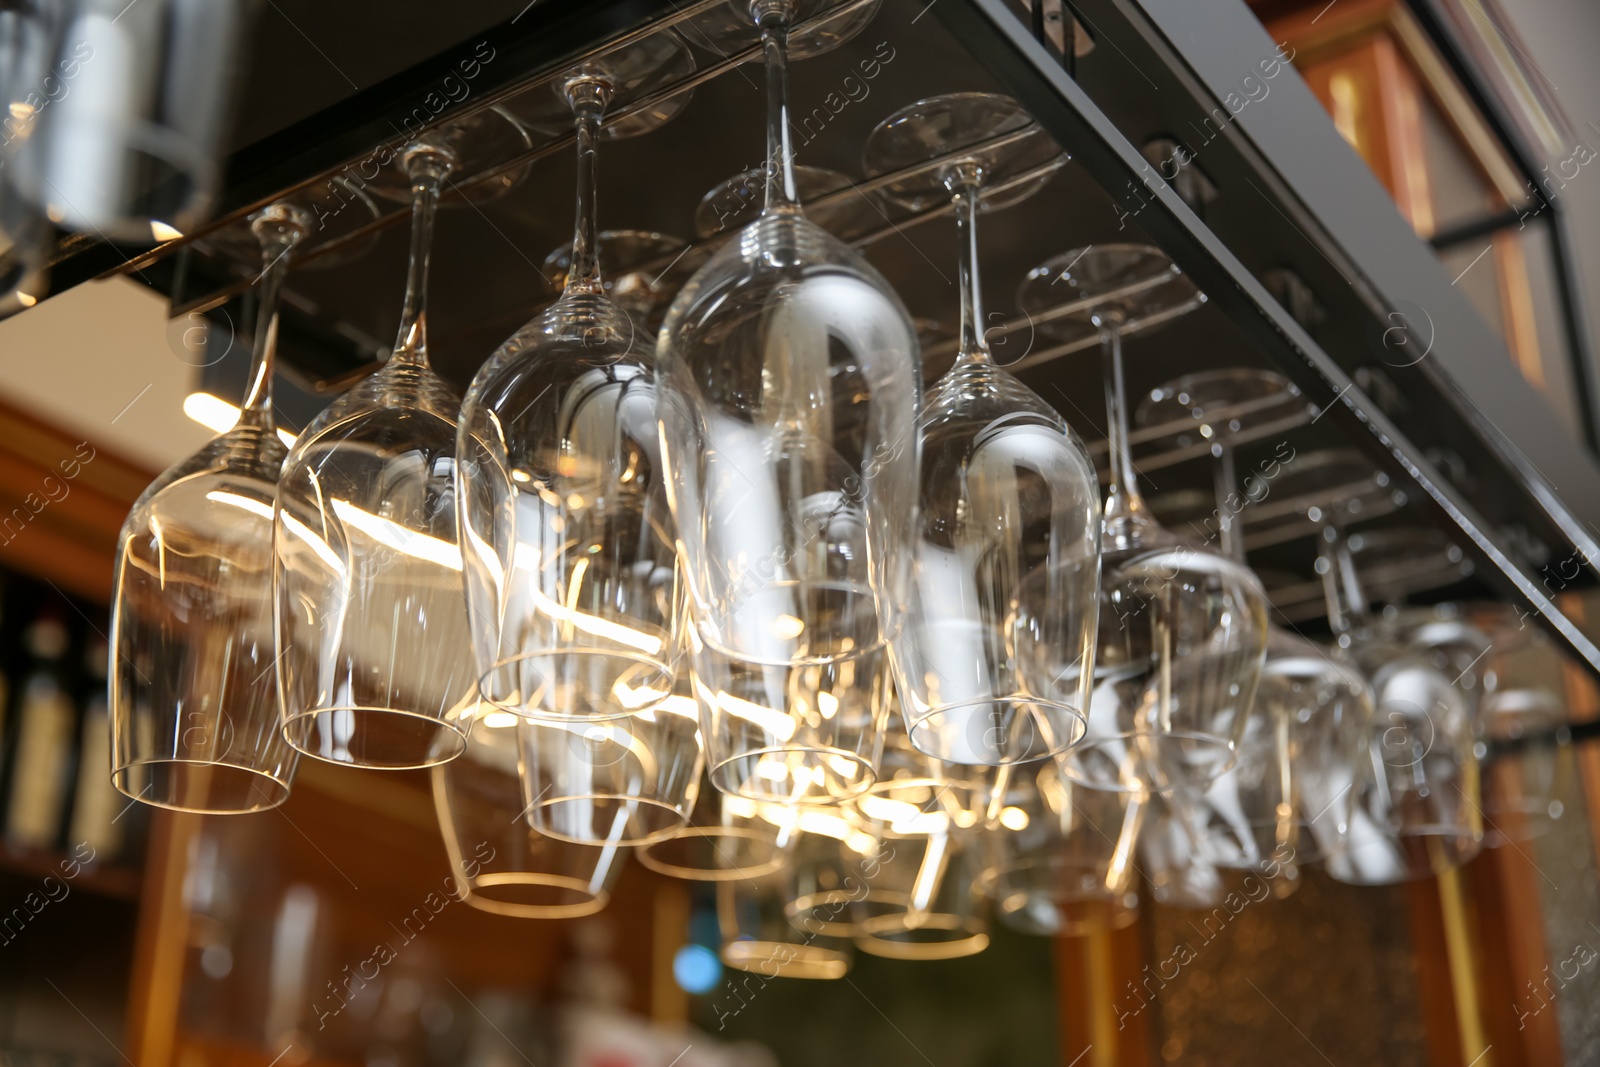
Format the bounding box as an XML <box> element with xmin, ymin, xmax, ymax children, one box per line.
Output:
<box><xmin>21</xmin><ymin>0</ymin><xmax>1600</xmax><ymax>697</ymax></box>
<box><xmin>931</xmin><ymin>0</ymin><xmax>1600</xmax><ymax>680</ymax></box>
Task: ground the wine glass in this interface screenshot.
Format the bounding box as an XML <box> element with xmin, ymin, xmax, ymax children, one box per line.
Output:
<box><xmin>637</xmin><ymin>671</ymin><xmax>794</xmax><ymax>881</ymax></box>
<box><xmin>541</xmin><ymin>229</ymin><xmax>710</xmax><ymax>333</ymax></box>
<box><xmin>718</xmin><ymin>870</ymin><xmax>853</xmax><ymax>981</ymax></box>
<box><xmin>1314</xmin><ymin>521</ymin><xmax>1483</xmax><ymax>884</ymax></box>
<box><xmin>432</xmin><ymin>707</ymin><xmax>626</xmax><ymax>918</ymax></box>
<box><xmin>695</xmin><ymin>164</ymin><xmax>883</xmax><ymax>240</ymax></box>
<box><xmin>459</xmin><ymin>40</ymin><xmax>695</xmax><ymax>727</ymax></box>
<box><xmin>111</xmin><ymin>202</ymin><xmax>312</xmax><ymax>813</ymax></box>
<box><xmin>976</xmin><ymin>757</ymin><xmax>1144</xmax><ymax>935</ymax></box>
<box><xmin>275</xmin><ymin>136</ymin><xmax>480</xmax><ymax>769</ymax></box>
<box><xmin>839</xmin><ymin>712</ymin><xmax>990</xmax><ymax>959</ymax></box>
<box><xmin>515</xmin><ymin>695</ymin><xmax>702</xmax><ymax>846</ymax></box>
<box><xmin>861</xmin><ymin>91</ymin><xmax>1096</xmax><ymax>767</ymax></box>
<box><xmin>1015</xmin><ymin>245</ymin><xmax>1269</xmax><ymax>793</ymax></box>
<box><xmin>685</xmin><ymin>0</ymin><xmax>880</xmax><ymax>62</ymax></box>
<box><xmin>459</xmin><ymin>40</ymin><xmax>706</xmax><ymax>843</ymax></box>
<box><xmin>656</xmin><ymin>0</ymin><xmax>919</xmax><ymax>803</ymax></box>
<box><xmin>1136</xmin><ymin>369</ymin><xmax>1374</xmax><ymax>868</ymax></box>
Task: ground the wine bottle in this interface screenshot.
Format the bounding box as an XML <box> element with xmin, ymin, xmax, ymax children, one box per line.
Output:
<box><xmin>5</xmin><ymin>612</ymin><xmax>75</xmax><ymax>852</ymax></box>
<box><xmin>69</xmin><ymin>636</ymin><xmax>122</xmax><ymax>862</ymax></box>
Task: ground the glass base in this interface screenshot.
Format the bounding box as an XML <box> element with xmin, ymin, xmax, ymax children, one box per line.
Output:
<box><xmin>722</xmin><ymin>939</ymin><xmax>850</xmax><ymax>979</ymax></box>
<box><xmin>480</xmin><ymin>648</ymin><xmax>674</xmax><ymax>719</ymax></box>
<box><xmin>112</xmin><ymin>759</ymin><xmax>291</xmax><ymax>815</ymax></box>
<box><xmin>710</xmin><ymin>746</ymin><xmax>877</xmax><ymax>804</ymax></box>
<box><xmin>462</xmin><ymin>872</ymin><xmax>610</xmax><ymax>919</ymax></box>
<box><xmin>636</xmin><ymin>826</ymin><xmax>790</xmax><ymax>881</ymax></box>
<box><xmin>282</xmin><ymin>706</ymin><xmax>469</xmax><ymax>769</ymax></box>
<box><xmin>529</xmin><ymin>794</ymin><xmax>689</xmax><ymax>847</ymax></box>
<box><xmin>904</xmin><ymin>696</ymin><xmax>1085</xmax><ymax>766</ymax></box>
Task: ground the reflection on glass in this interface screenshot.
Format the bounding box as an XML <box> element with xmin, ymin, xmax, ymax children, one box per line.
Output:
<box><xmin>459</xmin><ymin>37</ymin><xmax>694</xmax><ymax>724</ymax></box>
<box><xmin>432</xmin><ymin>709</ymin><xmax>625</xmax><ymax>918</ymax></box>
<box><xmin>111</xmin><ymin>203</ymin><xmax>308</xmax><ymax>813</ymax></box>
<box><xmin>276</xmin><ymin>140</ymin><xmax>477</xmax><ymax>769</ymax></box>
<box><xmin>516</xmin><ymin>693</ymin><xmax>701</xmax><ymax>846</ymax></box>
<box><xmin>656</xmin><ymin>0</ymin><xmax>919</xmax><ymax>804</ymax></box>
<box><xmin>861</xmin><ymin>92</ymin><xmax>1096</xmax><ymax>767</ymax></box>
<box><xmin>1016</xmin><ymin>245</ymin><xmax>1268</xmax><ymax>793</ymax></box>
<box><xmin>978</xmin><ymin>758</ymin><xmax>1143</xmax><ymax>936</ymax></box>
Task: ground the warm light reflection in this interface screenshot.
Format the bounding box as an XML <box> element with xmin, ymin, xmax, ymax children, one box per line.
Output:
<box><xmin>205</xmin><ymin>490</ymin><xmax>275</xmax><ymax>521</ymax></box>
<box><xmin>329</xmin><ymin>498</ymin><xmax>463</xmax><ymax>572</ymax></box>
<box><xmin>530</xmin><ymin>583</ymin><xmax>666</xmax><ymax>656</ymax></box>
<box><xmin>184</xmin><ymin>392</ymin><xmax>297</xmax><ymax>448</ymax></box>
<box><xmin>709</xmin><ymin>690</ymin><xmax>797</xmax><ymax>742</ymax></box>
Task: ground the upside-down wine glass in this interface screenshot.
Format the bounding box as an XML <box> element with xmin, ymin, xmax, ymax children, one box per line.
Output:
<box><xmin>1137</xmin><ymin>369</ymin><xmax>1373</xmax><ymax>873</ymax></box>
<box><xmin>276</xmin><ymin>134</ymin><xmax>483</xmax><ymax>769</ymax></box>
<box><xmin>1314</xmin><ymin>519</ymin><xmax>1482</xmax><ymax>884</ymax></box>
<box><xmin>542</xmin><ymin>229</ymin><xmax>710</xmax><ymax>334</ymax></box>
<box><xmin>432</xmin><ymin>706</ymin><xmax>627</xmax><ymax>918</ymax></box>
<box><xmin>977</xmin><ymin>757</ymin><xmax>1144</xmax><ymax>935</ymax></box>
<box><xmin>861</xmin><ymin>91</ymin><xmax>1097</xmax><ymax>766</ymax></box>
<box><xmin>840</xmin><ymin>707</ymin><xmax>990</xmax><ymax>959</ymax></box>
<box><xmin>1015</xmin><ymin>246</ymin><xmax>1270</xmax><ymax>793</ymax></box>
<box><xmin>459</xmin><ymin>38</ymin><xmax>703</xmax><ymax>845</ymax></box>
<box><xmin>657</xmin><ymin>0</ymin><xmax>920</xmax><ymax>803</ymax></box>
<box><xmin>638</xmin><ymin>648</ymin><xmax>794</xmax><ymax>881</ymax></box>
<box><xmin>111</xmin><ymin>202</ymin><xmax>311</xmax><ymax>813</ymax></box>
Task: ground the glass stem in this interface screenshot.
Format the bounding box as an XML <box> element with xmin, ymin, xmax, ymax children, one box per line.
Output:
<box><xmin>1317</xmin><ymin>521</ymin><xmax>1370</xmax><ymax>636</ymax></box>
<box><xmin>565</xmin><ymin>78</ymin><xmax>610</xmax><ymax>297</ymax></box>
<box><xmin>1101</xmin><ymin>323</ymin><xmax>1153</xmax><ymax>543</ymax></box>
<box><xmin>390</xmin><ymin>144</ymin><xmax>456</xmax><ymax>367</ymax></box>
<box><xmin>754</xmin><ymin>0</ymin><xmax>800</xmax><ymax>213</ymax></box>
<box><xmin>237</xmin><ymin>207</ymin><xmax>307</xmax><ymax>431</ymax></box>
<box><xmin>950</xmin><ymin>167</ymin><xmax>991</xmax><ymax>365</ymax></box>
<box><xmin>1213</xmin><ymin>445</ymin><xmax>1243</xmax><ymax>563</ymax></box>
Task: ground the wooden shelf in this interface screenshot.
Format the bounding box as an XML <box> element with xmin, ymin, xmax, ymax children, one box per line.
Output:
<box><xmin>0</xmin><ymin>844</ymin><xmax>142</xmax><ymax>901</ymax></box>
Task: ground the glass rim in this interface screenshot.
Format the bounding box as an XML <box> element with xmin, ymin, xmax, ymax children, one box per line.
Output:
<box><xmin>721</xmin><ymin>939</ymin><xmax>851</xmax><ymax>979</ymax></box>
<box><xmin>527</xmin><ymin>793</ymin><xmax>692</xmax><ymax>847</ymax></box>
<box><xmin>461</xmin><ymin>872</ymin><xmax>611</xmax><ymax>919</ymax></box>
<box><xmin>903</xmin><ymin>696</ymin><xmax>1088</xmax><ymax>767</ymax></box>
<box><xmin>708</xmin><ymin>745</ymin><xmax>878</xmax><ymax>803</ymax></box>
<box><xmin>110</xmin><ymin>759</ymin><xmax>293</xmax><ymax>815</ymax></box>
<box><xmin>636</xmin><ymin>825</ymin><xmax>790</xmax><ymax>881</ymax></box>
<box><xmin>281</xmin><ymin>705</ymin><xmax>471</xmax><ymax>769</ymax></box>
<box><xmin>476</xmin><ymin>646</ymin><xmax>677</xmax><ymax>720</ymax></box>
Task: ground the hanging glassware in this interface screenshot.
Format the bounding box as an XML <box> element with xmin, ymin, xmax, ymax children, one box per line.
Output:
<box><xmin>541</xmin><ymin>229</ymin><xmax>710</xmax><ymax>334</ymax></box>
<box><xmin>840</xmin><ymin>709</ymin><xmax>989</xmax><ymax>960</ymax></box>
<box><xmin>694</xmin><ymin>164</ymin><xmax>882</xmax><ymax>240</ymax></box>
<box><xmin>433</xmin><ymin>707</ymin><xmax>626</xmax><ymax>918</ymax></box>
<box><xmin>459</xmin><ymin>38</ymin><xmax>694</xmax><ymax>727</ymax></box>
<box><xmin>111</xmin><ymin>202</ymin><xmax>312</xmax><ymax>813</ymax></box>
<box><xmin>656</xmin><ymin>0</ymin><xmax>919</xmax><ymax>803</ymax></box>
<box><xmin>1015</xmin><ymin>245</ymin><xmax>1269</xmax><ymax>793</ymax></box>
<box><xmin>515</xmin><ymin>693</ymin><xmax>702</xmax><ymax>846</ymax></box>
<box><xmin>977</xmin><ymin>757</ymin><xmax>1143</xmax><ymax>936</ymax></box>
<box><xmin>637</xmin><ymin>671</ymin><xmax>795</xmax><ymax>881</ymax></box>
<box><xmin>457</xmin><ymin>41</ymin><xmax>705</xmax><ymax>845</ymax></box>
<box><xmin>1136</xmin><ymin>369</ymin><xmax>1374</xmax><ymax>870</ymax></box>
<box><xmin>276</xmin><ymin>127</ymin><xmax>494</xmax><ymax>769</ymax></box>
<box><xmin>1314</xmin><ymin>521</ymin><xmax>1482</xmax><ymax>884</ymax></box>
<box><xmin>718</xmin><ymin>870</ymin><xmax>853</xmax><ymax>981</ymax></box>
<box><xmin>861</xmin><ymin>91</ymin><xmax>1096</xmax><ymax>766</ymax></box>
